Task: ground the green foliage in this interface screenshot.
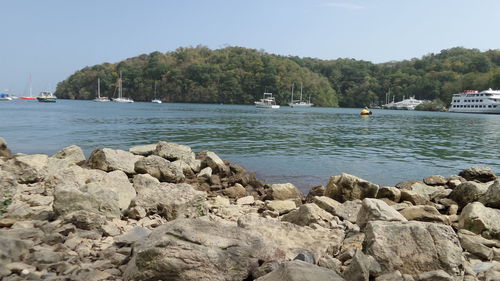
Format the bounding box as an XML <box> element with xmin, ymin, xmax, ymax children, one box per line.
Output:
<box><xmin>55</xmin><ymin>46</ymin><xmax>338</xmax><ymax>106</ymax></box>
<box><xmin>55</xmin><ymin>46</ymin><xmax>500</xmax><ymax>107</ymax></box>
<box><xmin>0</xmin><ymin>198</ymin><xmax>12</xmax><ymax>216</ymax></box>
<box><xmin>415</xmin><ymin>99</ymin><xmax>447</xmax><ymax>111</ymax></box>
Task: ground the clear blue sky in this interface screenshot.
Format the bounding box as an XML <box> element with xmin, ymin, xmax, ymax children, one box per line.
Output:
<box><xmin>1</xmin><ymin>0</ymin><xmax>499</xmax><ymax>95</ymax></box>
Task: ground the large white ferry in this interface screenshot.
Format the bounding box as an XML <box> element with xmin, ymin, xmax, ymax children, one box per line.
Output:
<box><xmin>449</xmin><ymin>88</ymin><xmax>500</xmax><ymax>114</ymax></box>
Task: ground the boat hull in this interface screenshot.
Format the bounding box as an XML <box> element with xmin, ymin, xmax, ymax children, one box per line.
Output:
<box><xmin>21</xmin><ymin>97</ymin><xmax>37</xmax><ymax>100</ymax></box>
<box><xmin>289</xmin><ymin>103</ymin><xmax>313</xmax><ymax>108</ymax></box>
<box><xmin>113</xmin><ymin>98</ymin><xmax>134</xmax><ymax>103</ymax></box>
<box><xmin>256</xmin><ymin>104</ymin><xmax>280</xmax><ymax>109</ymax></box>
<box><xmin>37</xmin><ymin>97</ymin><xmax>56</xmax><ymax>102</ymax></box>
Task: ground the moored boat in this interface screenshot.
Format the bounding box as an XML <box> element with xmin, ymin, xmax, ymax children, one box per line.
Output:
<box><xmin>382</xmin><ymin>96</ymin><xmax>424</xmax><ymax>110</ymax></box>
<box><xmin>255</xmin><ymin>93</ymin><xmax>280</xmax><ymax>108</ymax></box>
<box><xmin>37</xmin><ymin>91</ymin><xmax>57</xmax><ymax>102</ymax></box>
<box><xmin>0</xmin><ymin>93</ymin><xmax>12</xmax><ymax>101</ymax></box>
<box><xmin>289</xmin><ymin>82</ymin><xmax>313</xmax><ymax>108</ymax></box>
<box><xmin>151</xmin><ymin>81</ymin><xmax>162</xmax><ymax>103</ymax></box>
<box><xmin>93</xmin><ymin>78</ymin><xmax>110</xmax><ymax>102</ymax></box>
<box><xmin>449</xmin><ymin>88</ymin><xmax>500</xmax><ymax>114</ymax></box>
<box><xmin>112</xmin><ymin>72</ymin><xmax>134</xmax><ymax>103</ymax></box>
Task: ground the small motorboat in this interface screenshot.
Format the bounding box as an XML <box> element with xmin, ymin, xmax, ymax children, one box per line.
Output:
<box><xmin>360</xmin><ymin>108</ymin><xmax>372</xmax><ymax>115</ymax></box>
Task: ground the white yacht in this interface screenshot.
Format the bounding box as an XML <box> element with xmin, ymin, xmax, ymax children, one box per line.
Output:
<box><xmin>93</xmin><ymin>78</ymin><xmax>110</xmax><ymax>102</ymax></box>
<box><xmin>112</xmin><ymin>72</ymin><xmax>134</xmax><ymax>103</ymax></box>
<box><xmin>255</xmin><ymin>93</ymin><xmax>280</xmax><ymax>109</ymax></box>
<box><xmin>449</xmin><ymin>88</ymin><xmax>500</xmax><ymax>114</ymax></box>
<box><xmin>151</xmin><ymin>81</ymin><xmax>162</xmax><ymax>103</ymax></box>
<box><xmin>382</xmin><ymin>96</ymin><xmax>424</xmax><ymax>110</ymax></box>
<box><xmin>289</xmin><ymin>82</ymin><xmax>313</xmax><ymax>108</ymax></box>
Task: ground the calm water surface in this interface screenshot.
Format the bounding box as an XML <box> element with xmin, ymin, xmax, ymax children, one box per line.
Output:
<box><xmin>1</xmin><ymin>100</ymin><xmax>499</xmax><ymax>192</ymax></box>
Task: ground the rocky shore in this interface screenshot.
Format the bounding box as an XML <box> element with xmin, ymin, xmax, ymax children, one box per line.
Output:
<box><xmin>1</xmin><ymin>137</ymin><xmax>500</xmax><ymax>281</ymax></box>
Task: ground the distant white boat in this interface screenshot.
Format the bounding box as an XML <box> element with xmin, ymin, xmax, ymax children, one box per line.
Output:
<box><xmin>93</xmin><ymin>78</ymin><xmax>110</xmax><ymax>102</ymax></box>
<box><xmin>37</xmin><ymin>91</ymin><xmax>57</xmax><ymax>102</ymax></box>
<box><xmin>0</xmin><ymin>93</ymin><xmax>12</xmax><ymax>101</ymax></box>
<box><xmin>289</xmin><ymin>82</ymin><xmax>313</xmax><ymax>108</ymax></box>
<box><xmin>151</xmin><ymin>81</ymin><xmax>162</xmax><ymax>103</ymax></box>
<box><xmin>255</xmin><ymin>93</ymin><xmax>280</xmax><ymax>108</ymax></box>
<box><xmin>382</xmin><ymin>96</ymin><xmax>424</xmax><ymax>110</ymax></box>
<box><xmin>112</xmin><ymin>72</ymin><xmax>134</xmax><ymax>103</ymax></box>
<box><xmin>449</xmin><ymin>88</ymin><xmax>500</xmax><ymax>114</ymax></box>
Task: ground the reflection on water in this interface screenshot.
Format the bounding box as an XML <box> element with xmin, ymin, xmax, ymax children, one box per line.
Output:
<box><xmin>1</xmin><ymin>100</ymin><xmax>499</xmax><ymax>192</ymax></box>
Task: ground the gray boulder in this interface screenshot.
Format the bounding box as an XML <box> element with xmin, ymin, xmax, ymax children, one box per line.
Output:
<box><xmin>266</xmin><ymin>200</ymin><xmax>296</xmax><ymax>215</ymax></box>
<box><xmin>376</xmin><ymin>186</ymin><xmax>402</xmax><ymax>202</ymax></box>
<box><xmin>332</xmin><ymin>199</ymin><xmax>363</xmax><ymax>223</ymax></box>
<box><xmin>51</xmin><ymin>145</ymin><xmax>85</xmax><ymax>165</ymax></box>
<box><xmin>155</xmin><ymin>141</ymin><xmax>194</xmax><ymax>161</ymax></box>
<box><xmin>399</xmin><ymin>205</ymin><xmax>450</xmax><ymax>224</ymax></box>
<box><xmin>123</xmin><ymin>217</ymin><xmax>285</xmax><ymax>281</ymax></box>
<box><xmin>0</xmin><ymin>137</ymin><xmax>12</xmax><ymax>157</ymax></box>
<box><xmin>343</xmin><ymin>250</ymin><xmax>381</xmax><ymax>281</ymax></box>
<box><xmin>449</xmin><ymin>181</ymin><xmax>490</xmax><ymax>209</ymax></box>
<box><xmin>53</xmin><ymin>170</ymin><xmax>135</xmax><ymax>218</ymax></box>
<box><xmin>134</xmin><ymin>155</ymin><xmax>185</xmax><ymax>183</ymax></box>
<box><xmin>88</xmin><ymin>148</ymin><xmax>141</xmax><ymax>175</ymax></box>
<box><xmin>128</xmin><ymin>143</ymin><xmax>157</xmax><ymax>156</ymax></box>
<box><xmin>267</xmin><ymin>183</ymin><xmax>303</xmax><ymax>201</ymax></box>
<box><xmin>238</xmin><ymin>213</ymin><xmax>345</xmax><ymax>261</ymax></box>
<box><xmin>53</xmin><ymin>184</ymin><xmax>121</xmax><ymax>218</ymax></box>
<box><xmin>364</xmin><ymin>221</ymin><xmax>464</xmax><ymax>276</ymax></box>
<box><xmin>2</xmin><ymin>154</ymin><xmax>48</xmax><ymax>183</ymax></box>
<box><xmin>459</xmin><ymin>202</ymin><xmax>500</xmax><ymax>240</ymax></box>
<box><xmin>479</xmin><ymin>180</ymin><xmax>500</xmax><ymax>208</ymax></box>
<box><xmin>0</xmin><ymin>237</ymin><xmax>33</xmax><ymax>264</ymax></box>
<box><xmin>423</xmin><ymin>175</ymin><xmax>448</xmax><ymax>186</ymax></box>
<box><xmin>356</xmin><ymin>198</ymin><xmax>407</xmax><ymax>228</ymax></box>
<box><xmin>198</xmin><ymin>150</ymin><xmax>230</xmax><ymax>176</ymax></box>
<box><xmin>132</xmin><ymin>181</ymin><xmax>206</xmax><ymax>221</ymax></box>
<box><xmin>400</xmin><ymin>190</ymin><xmax>431</xmax><ymax>206</ymax></box>
<box><xmin>222</xmin><ymin>183</ymin><xmax>247</xmax><ymax>199</ymax></box>
<box><xmin>282</xmin><ymin>203</ymin><xmax>333</xmax><ymax>227</ymax></box>
<box><xmin>325</xmin><ymin>173</ymin><xmax>379</xmax><ymax>202</ymax></box>
<box><xmin>197</xmin><ymin>166</ymin><xmax>212</xmax><ymax>179</ymax></box>
<box><xmin>401</xmin><ymin>181</ymin><xmax>444</xmax><ymax>197</ymax></box>
<box><xmin>416</xmin><ymin>270</ymin><xmax>453</xmax><ymax>281</ymax></box>
<box><xmin>256</xmin><ymin>260</ymin><xmax>345</xmax><ymax>281</ymax></box>
<box><xmin>458</xmin><ymin>229</ymin><xmax>497</xmax><ymax>260</ymax></box>
<box><xmin>459</xmin><ymin>166</ymin><xmax>497</xmax><ymax>183</ymax></box>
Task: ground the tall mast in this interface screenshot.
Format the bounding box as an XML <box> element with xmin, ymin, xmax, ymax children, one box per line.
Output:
<box><xmin>29</xmin><ymin>74</ymin><xmax>32</xmax><ymax>97</ymax></box>
<box><xmin>300</xmin><ymin>82</ymin><xmax>303</xmax><ymax>102</ymax></box>
<box><xmin>97</xmin><ymin>78</ymin><xmax>100</xmax><ymax>98</ymax></box>
<box><xmin>291</xmin><ymin>83</ymin><xmax>294</xmax><ymax>103</ymax></box>
<box><xmin>119</xmin><ymin>72</ymin><xmax>122</xmax><ymax>98</ymax></box>
<box><xmin>154</xmin><ymin>81</ymin><xmax>157</xmax><ymax>98</ymax></box>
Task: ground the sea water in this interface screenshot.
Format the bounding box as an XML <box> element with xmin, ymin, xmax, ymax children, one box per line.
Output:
<box><xmin>1</xmin><ymin>99</ymin><xmax>499</xmax><ymax>192</ymax></box>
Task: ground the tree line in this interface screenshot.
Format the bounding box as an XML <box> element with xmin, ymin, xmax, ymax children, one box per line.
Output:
<box><xmin>55</xmin><ymin>46</ymin><xmax>500</xmax><ymax>107</ymax></box>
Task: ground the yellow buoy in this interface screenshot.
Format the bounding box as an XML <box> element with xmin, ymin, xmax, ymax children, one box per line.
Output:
<box><xmin>360</xmin><ymin>109</ymin><xmax>372</xmax><ymax>115</ymax></box>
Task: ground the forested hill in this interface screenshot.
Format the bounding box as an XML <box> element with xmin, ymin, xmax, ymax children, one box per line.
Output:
<box><xmin>55</xmin><ymin>46</ymin><xmax>500</xmax><ymax>107</ymax></box>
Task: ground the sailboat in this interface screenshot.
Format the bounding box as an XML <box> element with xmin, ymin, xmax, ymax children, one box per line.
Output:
<box><xmin>112</xmin><ymin>72</ymin><xmax>134</xmax><ymax>103</ymax></box>
<box><xmin>151</xmin><ymin>81</ymin><xmax>162</xmax><ymax>103</ymax></box>
<box><xmin>93</xmin><ymin>78</ymin><xmax>110</xmax><ymax>102</ymax></box>
<box><xmin>21</xmin><ymin>75</ymin><xmax>36</xmax><ymax>100</ymax></box>
<box><xmin>289</xmin><ymin>82</ymin><xmax>313</xmax><ymax>108</ymax></box>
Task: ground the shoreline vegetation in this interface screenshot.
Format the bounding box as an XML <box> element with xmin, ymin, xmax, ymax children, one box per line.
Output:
<box><xmin>55</xmin><ymin>46</ymin><xmax>500</xmax><ymax>109</ymax></box>
<box><xmin>1</xmin><ymin>136</ymin><xmax>500</xmax><ymax>280</ymax></box>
